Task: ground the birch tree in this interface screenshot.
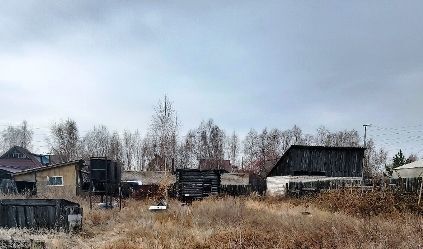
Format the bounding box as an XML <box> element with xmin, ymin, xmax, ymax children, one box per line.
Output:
<box><xmin>81</xmin><ymin>125</ymin><xmax>110</xmax><ymax>157</ymax></box>
<box><xmin>49</xmin><ymin>119</ymin><xmax>80</xmax><ymax>162</ymax></box>
<box><xmin>178</xmin><ymin>130</ymin><xmax>197</xmax><ymax>169</ymax></box>
<box><xmin>364</xmin><ymin>138</ymin><xmax>388</xmax><ymax>177</ymax></box>
<box><xmin>196</xmin><ymin>119</ymin><xmax>225</xmax><ymax>161</ymax></box>
<box><xmin>109</xmin><ymin>131</ymin><xmax>122</xmax><ymax>162</ymax></box>
<box><xmin>147</xmin><ymin>95</ymin><xmax>178</xmax><ymax>170</ymax></box>
<box><xmin>122</xmin><ymin>129</ymin><xmax>137</xmax><ymax>171</ymax></box>
<box><xmin>242</xmin><ymin>128</ymin><xmax>259</xmax><ymax>171</ymax></box>
<box><xmin>226</xmin><ymin>131</ymin><xmax>240</xmax><ymax>167</ymax></box>
<box><xmin>1</xmin><ymin>120</ymin><xmax>33</xmax><ymax>151</ymax></box>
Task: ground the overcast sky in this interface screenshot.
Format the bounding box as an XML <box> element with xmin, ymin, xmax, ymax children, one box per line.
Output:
<box><xmin>1</xmin><ymin>1</ymin><xmax>423</xmax><ymax>156</ymax></box>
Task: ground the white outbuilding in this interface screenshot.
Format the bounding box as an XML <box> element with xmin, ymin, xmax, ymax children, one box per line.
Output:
<box><xmin>392</xmin><ymin>160</ymin><xmax>423</xmax><ymax>179</ymax></box>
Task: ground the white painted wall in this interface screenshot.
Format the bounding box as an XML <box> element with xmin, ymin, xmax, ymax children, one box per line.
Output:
<box><xmin>266</xmin><ymin>176</ymin><xmax>362</xmax><ymax>196</ymax></box>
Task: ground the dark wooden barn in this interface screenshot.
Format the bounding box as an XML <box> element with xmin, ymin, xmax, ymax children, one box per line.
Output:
<box><xmin>175</xmin><ymin>169</ymin><xmax>221</xmax><ymax>201</ymax></box>
<box><xmin>268</xmin><ymin>145</ymin><xmax>365</xmax><ymax>178</ymax></box>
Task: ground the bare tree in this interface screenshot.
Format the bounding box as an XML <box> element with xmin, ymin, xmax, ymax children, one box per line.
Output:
<box><xmin>242</xmin><ymin>128</ymin><xmax>259</xmax><ymax>171</ymax></box>
<box><xmin>109</xmin><ymin>131</ymin><xmax>122</xmax><ymax>162</ymax></box>
<box><xmin>278</xmin><ymin>125</ymin><xmax>306</xmax><ymax>153</ymax></box>
<box><xmin>178</xmin><ymin>130</ymin><xmax>197</xmax><ymax>169</ymax></box>
<box><xmin>140</xmin><ymin>137</ymin><xmax>154</xmax><ymax>171</ymax></box>
<box><xmin>291</xmin><ymin>125</ymin><xmax>303</xmax><ymax>144</ymax></box>
<box><xmin>315</xmin><ymin>126</ymin><xmax>332</xmax><ymax>146</ymax></box>
<box><xmin>147</xmin><ymin>95</ymin><xmax>178</xmax><ymax>171</ymax></box>
<box><xmin>279</xmin><ymin>129</ymin><xmax>294</xmax><ymax>153</ymax></box>
<box><xmin>242</xmin><ymin>128</ymin><xmax>283</xmax><ymax>173</ymax></box>
<box><xmin>49</xmin><ymin>119</ymin><xmax>80</xmax><ymax>162</ymax></box>
<box><xmin>81</xmin><ymin>125</ymin><xmax>111</xmax><ymax>157</ymax></box>
<box><xmin>406</xmin><ymin>154</ymin><xmax>418</xmax><ymax>164</ymax></box>
<box><xmin>122</xmin><ymin>129</ymin><xmax>136</xmax><ymax>171</ymax></box>
<box><xmin>314</xmin><ymin>126</ymin><xmax>360</xmax><ymax>147</ymax></box>
<box><xmin>257</xmin><ymin>128</ymin><xmax>268</xmax><ymax>162</ymax></box>
<box><xmin>1</xmin><ymin>120</ymin><xmax>33</xmax><ymax>151</ymax></box>
<box><xmin>195</xmin><ymin>119</ymin><xmax>226</xmax><ymax>161</ymax></box>
<box><xmin>132</xmin><ymin>130</ymin><xmax>143</xmax><ymax>171</ymax></box>
<box><xmin>364</xmin><ymin>139</ymin><xmax>388</xmax><ymax>177</ymax></box>
<box><xmin>226</xmin><ymin>131</ymin><xmax>240</xmax><ymax>167</ymax></box>
<box><xmin>302</xmin><ymin>134</ymin><xmax>315</xmax><ymax>146</ymax></box>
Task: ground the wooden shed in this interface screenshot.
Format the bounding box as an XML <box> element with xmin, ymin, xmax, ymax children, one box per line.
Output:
<box><xmin>267</xmin><ymin>145</ymin><xmax>365</xmax><ymax>196</ymax></box>
<box><xmin>14</xmin><ymin>160</ymin><xmax>86</xmax><ymax>197</ymax></box>
<box><xmin>175</xmin><ymin>169</ymin><xmax>221</xmax><ymax>201</ymax></box>
<box><xmin>268</xmin><ymin>145</ymin><xmax>365</xmax><ymax>178</ymax></box>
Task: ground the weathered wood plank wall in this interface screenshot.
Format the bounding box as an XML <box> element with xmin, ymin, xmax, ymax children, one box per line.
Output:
<box><xmin>0</xmin><ymin>199</ymin><xmax>82</xmax><ymax>231</ymax></box>
<box><xmin>268</xmin><ymin>146</ymin><xmax>365</xmax><ymax>178</ymax></box>
<box><xmin>175</xmin><ymin>169</ymin><xmax>221</xmax><ymax>201</ymax></box>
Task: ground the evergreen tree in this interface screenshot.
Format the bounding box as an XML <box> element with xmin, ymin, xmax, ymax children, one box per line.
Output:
<box><xmin>386</xmin><ymin>150</ymin><xmax>414</xmax><ymax>176</ymax></box>
<box><xmin>392</xmin><ymin>150</ymin><xmax>406</xmax><ymax>168</ymax></box>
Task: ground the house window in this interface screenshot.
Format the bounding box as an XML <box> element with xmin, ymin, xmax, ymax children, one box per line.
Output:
<box><xmin>12</xmin><ymin>153</ymin><xmax>25</xmax><ymax>159</ymax></box>
<box><xmin>47</xmin><ymin>176</ymin><xmax>64</xmax><ymax>186</ymax></box>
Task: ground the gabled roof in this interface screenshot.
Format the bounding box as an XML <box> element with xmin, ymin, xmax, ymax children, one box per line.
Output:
<box><xmin>286</xmin><ymin>145</ymin><xmax>366</xmax><ymax>151</ymax></box>
<box><xmin>0</xmin><ymin>146</ymin><xmax>41</xmax><ymax>161</ymax></box>
<box><xmin>14</xmin><ymin>160</ymin><xmax>84</xmax><ymax>176</ymax></box>
<box><xmin>0</xmin><ymin>159</ymin><xmax>40</xmax><ymax>172</ymax></box>
<box><xmin>0</xmin><ymin>146</ymin><xmax>44</xmax><ymax>172</ymax></box>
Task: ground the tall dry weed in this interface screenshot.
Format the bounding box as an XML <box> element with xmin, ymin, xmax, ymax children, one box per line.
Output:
<box><xmin>1</xmin><ymin>195</ymin><xmax>422</xmax><ymax>248</ymax></box>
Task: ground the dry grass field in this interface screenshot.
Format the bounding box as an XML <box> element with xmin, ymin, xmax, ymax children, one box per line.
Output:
<box><xmin>0</xmin><ymin>192</ymin><xmax>422</xmax><ymax>249</ymax></box>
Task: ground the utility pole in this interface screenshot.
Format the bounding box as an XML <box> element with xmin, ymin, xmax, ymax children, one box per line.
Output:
<box><xmin>363</xmin><ymin>124</ymin><xmax>371</xmax><ymax>148</ymax></box>
<box><xmin>362</xmin><ymin>124</ymin><xmax>371</xmax><ymax>188</ymax></box>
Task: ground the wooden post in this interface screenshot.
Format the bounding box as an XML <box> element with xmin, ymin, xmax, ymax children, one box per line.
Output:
<box><xmin>165</xmin><ymin>157</ymin><xmax>168</xmax><ymax>203</ymax></box>
<box><xmin>418</xmin><ymin>177</ymin><xmax>423</xmax><ymax>206</ymax></box>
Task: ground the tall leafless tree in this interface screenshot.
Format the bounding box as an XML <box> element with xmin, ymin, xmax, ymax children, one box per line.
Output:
<box><xmin>147</xmin><ymin>95</ymin><xmax>178</xmax><ymax>171</ymax></box>
<box><xmin>242</xmin><ymin>128</ymin><xmax>259</xmax><ymax>171</ymax></box>
<box><xmin>81</xmin><ymin>125</ymin><xmax>111</xmax><ymax>158</ymax></box>
<box><xmin>122</xmin><ymin>129</ymin><xmax>137</xmax><ymax>171</ymax></box>
<box><xmin>109</xmin><ymin>131</ymin><xmax>122</xmax><ymax>162</ymax></box>
<box><xmin>315</xmin><ymin>126</ymin><xmax>360</xmax><ymax>147</ymax></box>
<box><xmin>132</xmin><ymin>130</ymin><xmax>143</xmax><ymax>171</ymax></box>
<box><xmin>178</xmin><ymin>130</ymin><xmax>197</xmax><ymax>169</ymax></box>
<box><xmin>49</xmin><ymin>119</ymin><xmax>79</xmax><ymax>162</ymax></box>
<box><xmin>226</xmin><ymin>131</ymin><xmax>240</xmax><ymax>167</ymax></box>
<box><xmin>364</xmin><ymin>138</ymin><xmax>388</xmax><ymax>177</ymax></box>
<box><xmin>1</xmin><ymin>120</ymin><xmax>33</xmax><ymax>151</ymax></box>
<box><xmin>140</xmin><ymin>137</ymin><xmax>155</xmax><ymax>171</ymax></box>
<box><xmin>195</xmin><ymin>119</ymin><xmax>226</xmax><ymax>161</ymax></box>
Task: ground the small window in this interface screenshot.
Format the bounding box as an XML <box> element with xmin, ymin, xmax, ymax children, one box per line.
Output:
<box><xmin>12</xmin><ymin>153</ymin><xmax>24</xmax><ymax>158</ymax></box>
<box><xmin>47</xmin><ymin>176</ymin><xmax>64</xmax><ymax>186</ymax></box>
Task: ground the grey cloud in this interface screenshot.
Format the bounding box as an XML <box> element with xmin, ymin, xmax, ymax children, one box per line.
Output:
<box><xmin>1</xmin><ymin>1</ymin><xmax>423</xmax><ymax>156</ymax></box>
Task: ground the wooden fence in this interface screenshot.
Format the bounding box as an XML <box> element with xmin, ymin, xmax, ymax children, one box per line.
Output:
<box><xmin>0</xmin><ymin>199</ymin><xmax>82</xmax><ymax>231</ymax></box>
<box><xmin>221</xmin><ymin>183</ymin><xmax>266</xmax><ymax>196</ymax></box>
<box><xmin>286</xmin><ymin>177</ymin><xmax>423</xmax><ymax>198</ymax></box>
<box><xmin>221</xmin><ymin>185</ymin><xmax>252</xmax><ymax>196</ymax></box>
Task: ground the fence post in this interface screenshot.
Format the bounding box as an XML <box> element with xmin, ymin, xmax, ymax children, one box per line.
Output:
<box><xmin>418</xmin><ymin>177</ymin><xmax>423</xmax><ymax>206</ymax></box>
